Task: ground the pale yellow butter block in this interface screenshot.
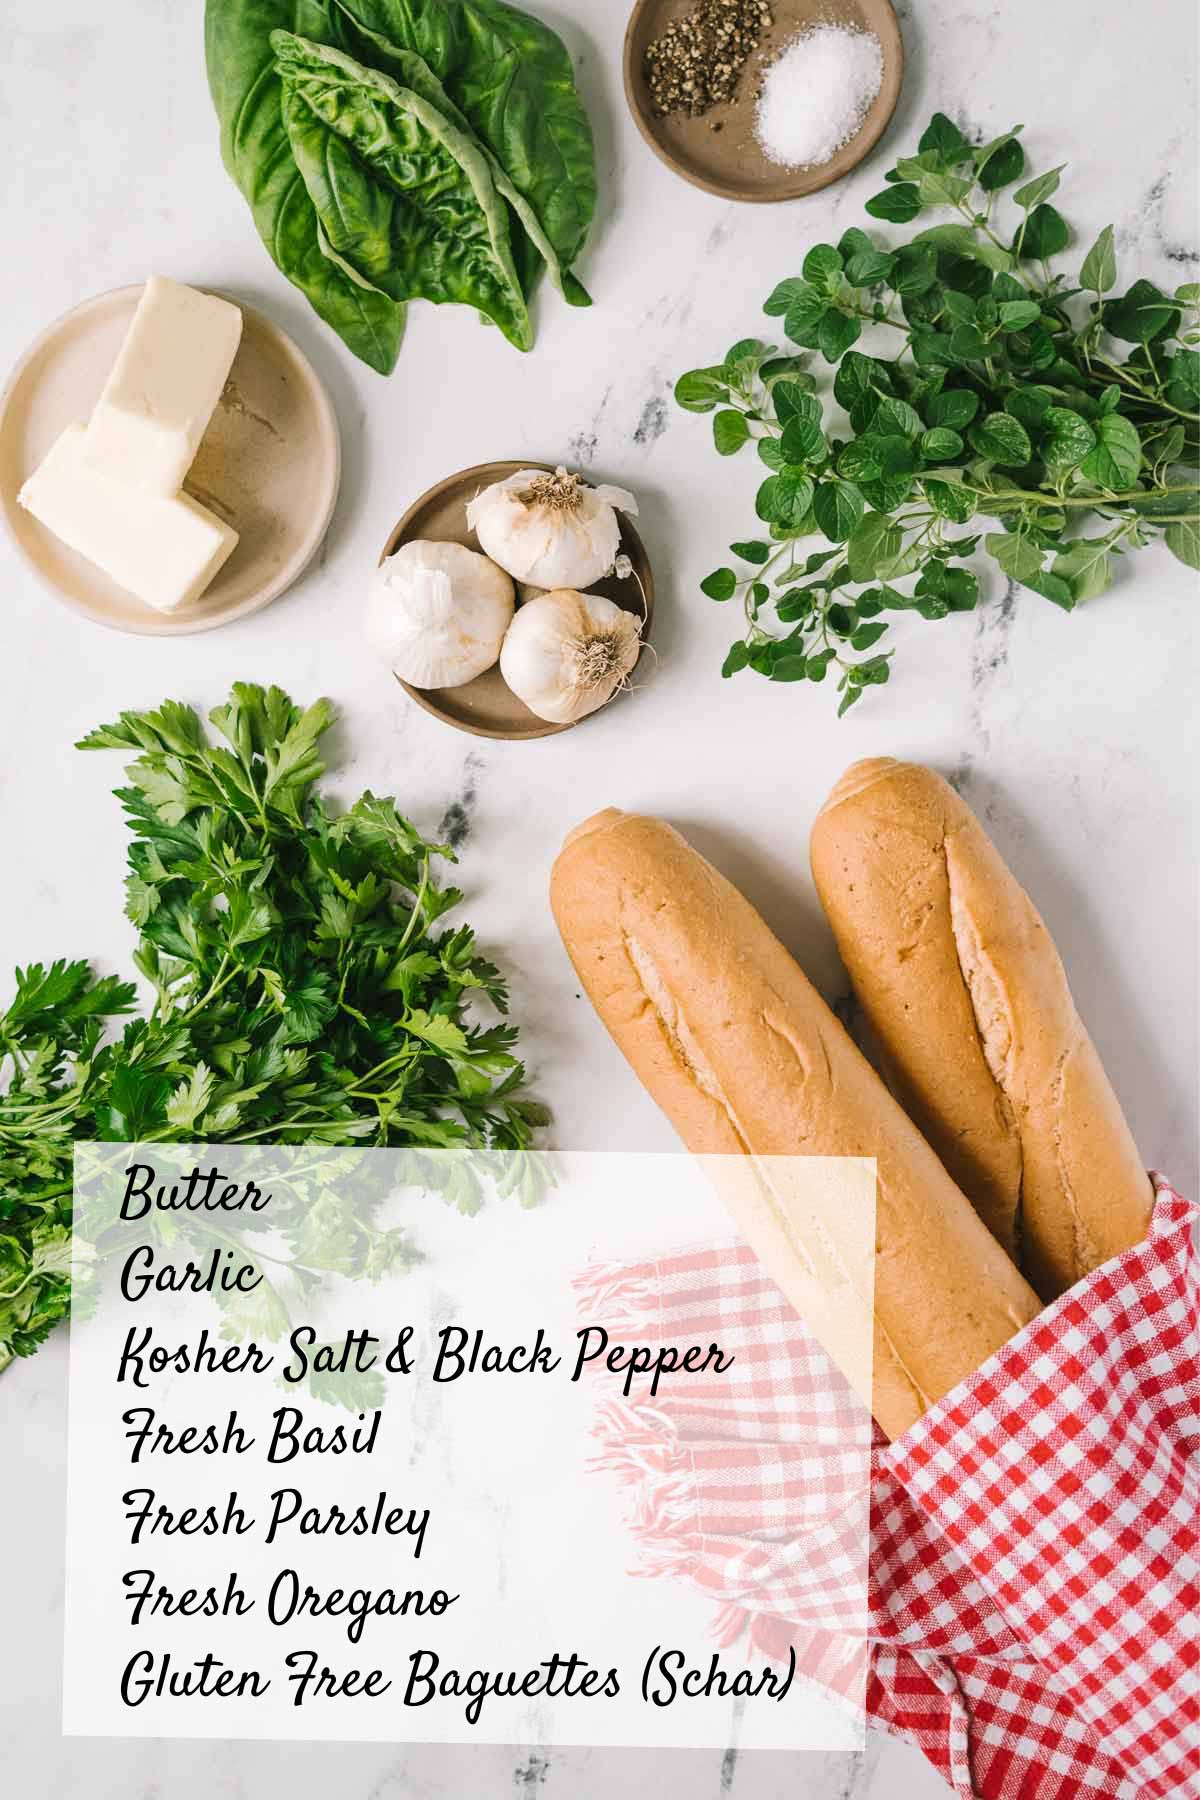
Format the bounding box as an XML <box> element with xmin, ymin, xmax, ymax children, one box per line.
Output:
<box><xmin>18</xmin><ymin>425</ymin><xmax>239</xmax><ymax>612</ymax></box>
<box><xmin>82</xmin><ymin>275</ymin><xmax>243</xmax><ymax>494</ymax></box>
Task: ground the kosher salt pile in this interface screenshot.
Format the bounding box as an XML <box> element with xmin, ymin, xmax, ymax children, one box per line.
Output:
<box><xmin>754</xmin><ymin>24</ymin><xmax>884</xmax><ymax>168</ymax></box>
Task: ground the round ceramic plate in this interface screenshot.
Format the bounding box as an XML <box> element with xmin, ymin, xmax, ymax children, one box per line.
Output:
<box><xmin>624</xmin><ymin>0</ymin><xmax>903</xmax><ymax>202</ymax></box>
<box><xmin>0</xmin><ymin>285</ymin><xmax>340</xmax><ymax>635</ymax></box>
<box><xmin>382</xmin><ymin>461</ymin><xmax>655</xmax><ymax>742</ymax></box>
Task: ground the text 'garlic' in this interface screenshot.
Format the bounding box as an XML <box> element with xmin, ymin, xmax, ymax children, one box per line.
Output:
<box><xmin>500</xmin><ymin>588</ymin><xmax>642</xmax><ymax>724</ymax></box>
<box><xmin>367</xmin><ymin>539</ymin><xmax>514</xmax><ymax>689</ymax></box>
<box><xmin>467</xmin><ymin>467</ymin><xmax>638</xmax><ymax>590</ymax></box>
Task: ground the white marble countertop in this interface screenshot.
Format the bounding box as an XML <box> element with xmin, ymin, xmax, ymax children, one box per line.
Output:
<box><xmin>1</xmin><ymin>1</ymin><xmax>1195</xmax><ymax>1795</ymax></box>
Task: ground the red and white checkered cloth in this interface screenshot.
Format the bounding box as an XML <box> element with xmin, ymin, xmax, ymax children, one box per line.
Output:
<box><xmin>574</xmin><ymin>1174</ymin><xmax>1199</xmax><ymax>1799</ymax></box>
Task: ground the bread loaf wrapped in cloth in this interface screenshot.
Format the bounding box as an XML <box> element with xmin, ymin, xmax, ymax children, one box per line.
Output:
<box><xmin>810</xmin><ymin>758</ymin><xmax>1152</xmax><ymax>1300</ymax></box>
<box><xmin>550</xmin><ymin>807</ymin><xmax>1041</xmax><ymax>1441</ymax></box>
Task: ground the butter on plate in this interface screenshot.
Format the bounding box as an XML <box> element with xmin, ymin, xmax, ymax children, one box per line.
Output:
<box><xmin>17</xmin><ymin>275</ymin><xmax>244</xmax><ymax>612</ymax></box>
<box><xmin>83</xmin><ymin>275</ymin><xmax>243</xmax><ymax>495</ymax></box>
<box><xmin>19</xmin><ymin>425</ymin><xmax>239</xmax><ymax>613</ymax></box>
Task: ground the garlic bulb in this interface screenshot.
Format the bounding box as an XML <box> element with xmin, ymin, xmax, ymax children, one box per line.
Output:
<box><xmin>466</xmin><ymin>467</ymin><xmax>638</xmax><ymax>590</ymax></box>
<box><xmin>367</xmin><ymin>539</ymin><xmax>514</xmax><ymax>689</ymax></box>
<box><xmin>499</xmin><ymin>588</ymin><xmax>641</xmax><ymax>724</ymax></box>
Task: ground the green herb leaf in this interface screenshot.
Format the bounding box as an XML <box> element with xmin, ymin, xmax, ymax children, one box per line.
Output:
<box><xmin>675</xmin><ymin>367</ymin><xmax>730</xmax><ymax>412</ymax></box>
<box><xmin>977</xmin><ymin>132</ymin><xmax>1025</xmax><ymax>189</ymax></box>
<box><xmin>1166</xmin><ymin>518</ymin><xmax>1200</xmax><ymax>570</ymax></box>
<box><xmin>865</xmin><ymin>183</ymin><xmax>922</xmax><ymax>223</ymax></box>
<box><xmin>813</xmin><ymin>481</ymin><xmax>865</xmax><ymax>542</ymax></box>
<box><xmin>926</xmin><ymin>388</ymin><xmax>979</xmax><ymax>429</ymax></box>
<box><xmin>970</xmin><ymin>411</ymin><xmax>1034</xmax><ymax>465</ymax></box>
<box><xmin>918</xmin><ymin>113</ymin><xmax>970</xmax><ymax>162</ymax></box>
<box><xmin>1019</xmin><ymin>203</ymin><xmax>1069</xmax><ymax>259</ymax></box>
<box><xmin>1104</xmin><ymin>279</ymin><xmax>1180</xmax><ymax>344</ymax></box>
<box><xmin>701</xmin><ymin>567</ymin><xmax>738</xmax><ymax>600</ymax></box>
<box><xmin>1041</xmin><ymin>406</ymin><xmax>1097</xmax><ymax>476</ymax></box>
<box><xmin>730</xmin><ymin>540</ymin><xmax>771</xmax><ymax>564</ymax></box>
<box><xmin>847</xmin><ymin>511</ymin><xmax>902</xmax><ymax>581</ymax></box>
<box><xmin>1079</xmin><ymin>224</ymin><xmax>1117</xmax><ymax>295</ymax></box>
<box><xmin>1079</xmin><ymin>412</ymin><xmax>1142</xmax><ymax>488</ymax></box>
<box><xmin>713</xmin><ymin>409</ymin><xmax>751</xmax><ymax>455</ymax></box>
<box><xmin>818</xmin><ymin>310</ymin><xmax>862</xmax><ymax>363</ymax></box>
<box><xmin>1051</xmin><ymin>538</ymin><xmax>1114</xmax><ymax>601</ymax></box>
<box><xmin>1014</xmin><ymin>166</ymin><xmax>1065</xmax><ymax>210</ymax></box>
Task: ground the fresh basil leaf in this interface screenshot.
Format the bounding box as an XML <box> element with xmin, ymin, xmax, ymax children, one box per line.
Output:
<box><xmin>274</xmin><ymin>34</ymin><xmax>531</xmax><ymax>347</ymax></box>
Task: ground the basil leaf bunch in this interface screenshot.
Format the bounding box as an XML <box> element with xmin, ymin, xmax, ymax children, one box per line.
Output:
<box><xmin>678</xmin><ymin>115</ymin><xmax>1200</xmax><ymax>716</ymax></box>
<box><xmin>206</xmin><ymin>0</ymin><xmax>596</xmax><ymax>372</ymax></box>
<box><xmin>0</xmin><ymin>685</ymin><xmax>546</xmax><ymax>1370</ymax></box>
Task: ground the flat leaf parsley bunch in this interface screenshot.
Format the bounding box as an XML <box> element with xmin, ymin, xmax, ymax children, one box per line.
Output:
<box><xmin>677</xmin><ymin>114</ymin><xmax>1200</xmax><ymax>715</ymax></box>
<box><xmin>0</xmin><ymin>684</ymin><xmax>546</xmax><ymax>1369</ymax></box>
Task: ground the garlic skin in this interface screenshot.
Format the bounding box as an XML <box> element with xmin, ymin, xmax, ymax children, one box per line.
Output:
<box><xmin>466</xmin><ymin>467</ymin><xmax>638</xmax><ymax>590</ymax></box>
<box><xmin>500</xmin><ymin>588</ymin><xmax>641</xmax><ymax>724</ymax></box>
<box><xmin>367</xmin><ymin>540</ymin><xmax>514</xmax><ymax>689</ymax></box>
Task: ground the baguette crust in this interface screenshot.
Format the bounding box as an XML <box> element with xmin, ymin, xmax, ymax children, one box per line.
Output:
<box><xmin>551</xmin><ymin>808</ymin><xmax>1040</xmax><ymax>1439</ymax></box>
<box><xmin>811</xmin><ymin>760</ymin><xmax>1152</xmax><ymax>1299</ymax></box>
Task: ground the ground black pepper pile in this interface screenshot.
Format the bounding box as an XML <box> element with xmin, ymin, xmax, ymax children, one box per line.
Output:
<box><xmin>643</xmin><ymin>0</ymin><xmax>773</xmax><ymax>119</ymax></box>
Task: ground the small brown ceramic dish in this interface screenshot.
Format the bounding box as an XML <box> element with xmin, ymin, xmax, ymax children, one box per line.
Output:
<box><xmin>624</xmin><ymin>0</ymin><xmax>903</xmax><ymax>203</ymax></box>
<box><xmin>381</xmin><ymin>461</ymin><xmax>655</xmax><ymax>742</ymax></box>
<box><xmin>0</xmin><ymin>285</ymin><xmax>340</xmax><ymax>635</ymax></box>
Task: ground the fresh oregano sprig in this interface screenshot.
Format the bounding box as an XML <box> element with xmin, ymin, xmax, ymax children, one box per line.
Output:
<box><xmin>677</xmin><ymin>113</ymin><xmax>1200</xmax><ymax>715</ymax></box>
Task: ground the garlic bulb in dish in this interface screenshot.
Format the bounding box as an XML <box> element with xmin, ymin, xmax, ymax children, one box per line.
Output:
<box><xmin>466</xmin><ymin>467</ymin><xmax>637</xmax><ymax>590</ymax></box>
<box><xmin>499</xmin><ymin>588</ymin><xmax>641</xmax><ymax>724</ymax></box>
<box><xmin>367</xmin><ymin>539</ymin><xmax>514</xmax><ymax>689</ymax></box>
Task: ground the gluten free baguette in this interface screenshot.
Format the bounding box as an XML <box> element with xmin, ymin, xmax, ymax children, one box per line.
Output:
<box><xmin>550</xmin><ymin>808</ymin><xmax>1040</xmax><ymax>1440</ymax></box>
<box><xmin>810</xmin><ymin>759</ymin><xmax>1152</xmax><ymax>1300</ymax></box>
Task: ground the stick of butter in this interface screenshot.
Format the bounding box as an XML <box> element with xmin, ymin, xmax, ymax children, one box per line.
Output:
<box><xmin>82</xmin><ymin>276</ymin><xmax>243</xmax><ymax>494</ymax></box>
<box><xmin>19</xmin><ymin>425</ymin><xmax>239</xmax><ymax>612</ymax></box>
